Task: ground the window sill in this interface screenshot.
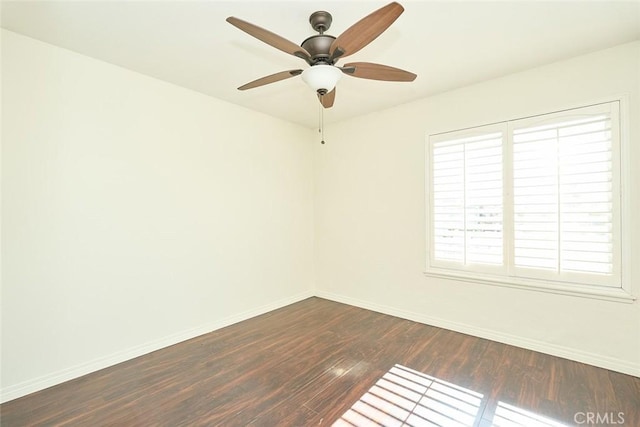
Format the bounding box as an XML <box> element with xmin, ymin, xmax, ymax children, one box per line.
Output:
<box><xmin>423</xmin><ymin>269</ymin><xmax>636</xmax><ymax>303</ymax></box>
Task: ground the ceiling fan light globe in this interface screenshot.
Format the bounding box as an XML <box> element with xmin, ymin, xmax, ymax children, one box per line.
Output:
<box><xmin>301</xmin><ymin>65</ymin><xmax>342</xmax><ymax>93</ymax></box>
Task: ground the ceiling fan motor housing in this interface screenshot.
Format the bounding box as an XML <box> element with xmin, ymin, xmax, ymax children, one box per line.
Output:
<box><xmin>301</xmin><ymin>35</ymin><xmax>336</xmax><ymax>64</ymax></box>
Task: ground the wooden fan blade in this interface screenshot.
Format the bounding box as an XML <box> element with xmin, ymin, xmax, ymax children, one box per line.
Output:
<box><xmin>238</xmin><ymin>69</ymin><xmax>303</xmax><ymax>90</ymax></box>
<box><xmin>227</xmin><ymin>17</ymin><xmax>311</xmax><ymax>61</ymax></box>
<box><xmin>330</xmin><ymin>2</ymin><xmax>404</xmax><ymax>60</ymax></box>
<box><xmin>343</xmin><ymin>62</ymin><xmax>416</xmax><ymax>82</ymax></box>
<box><xmin>318</xmin><ymin>89</ymin><xmax>336</xmax><ymax>108</ymax></box>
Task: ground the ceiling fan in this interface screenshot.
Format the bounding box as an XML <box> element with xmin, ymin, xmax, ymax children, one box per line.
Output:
<box><xmin>226</xmin><ymin>2</ymin><xmax>417</xmax><ymax>109</ymax></box>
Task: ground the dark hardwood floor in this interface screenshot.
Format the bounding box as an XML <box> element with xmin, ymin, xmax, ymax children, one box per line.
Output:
<box><xmin>1</xmin><ymin>297</ymin><xmax>638</xmax><ymax>426</ymax></box>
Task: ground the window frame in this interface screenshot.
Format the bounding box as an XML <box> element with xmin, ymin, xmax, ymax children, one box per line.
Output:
<box><xmin>424</xmin><ymin>98</ymin><xmax>635</xmax><ymax>303</ymax></box>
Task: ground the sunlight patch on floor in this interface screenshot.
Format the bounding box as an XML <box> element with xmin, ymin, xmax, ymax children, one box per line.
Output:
<box><xmin>492</xmin><ymin>401</ymin><xmax>568</xmax><ymax>427</ymax></box>
<box><xmin>332</xmin><ymin>364</ymin><xmax>568</xmax><ymax>427</ymax></box>
<box><xmin>332</xmin><ymin>364</ymin><xmax>481</xmax><ymax>426</ymax></box>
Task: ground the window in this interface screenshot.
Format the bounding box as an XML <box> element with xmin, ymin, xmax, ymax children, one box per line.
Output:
<box><xmin>427</xmin><ymin>101</ymin><xmax>624</xmax><ymax>294</ymax></box>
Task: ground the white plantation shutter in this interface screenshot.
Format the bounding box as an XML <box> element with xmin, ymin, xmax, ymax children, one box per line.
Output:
<box><xmin>431</xmin><ymin>127</ymin><xmax>504</xmax><ymax>268</ymax></box>
<box><xmin>432</xmin><ymin>141</ymin><xmax>465</xmax><ymax>262</ymax></box>
<box><xmin>511</xmin><ymin>103</ymin><xmax>620</xmax><ymax>286</ymax></box>
<box><xmin>465</xmin><ymin>135</ymin><xmax>503</xmax><ymax>265</ymax></box>
<box><xmin>428</xmin><ymin>101</ymin><xmax>621</xmax><ymax>289</ymax></box>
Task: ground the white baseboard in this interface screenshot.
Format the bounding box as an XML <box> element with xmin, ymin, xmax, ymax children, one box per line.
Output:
<box><xmin>315</xmin><ymin>291</ymin><xmax>640</xmax><ymax>378</ymax></box>
<box><xmin>0</xmin><ymin>290</ymin><xmax>315</xmax><ymax>403</ymax></box>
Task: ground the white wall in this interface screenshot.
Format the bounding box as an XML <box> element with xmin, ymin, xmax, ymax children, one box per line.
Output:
<box><xmin>2</xmin><ymin>29</ymin><xmax>639</xmax><ymax>405</ymax></box>
<box><xmin>315</xmin><ymin>42</ymin><xmax>640</xmax><ymax>376</ymax></box>
<box><xmin>1</xmin><ymin>30</ymin><xmax>314</xmax><ymax>401</ymax></box>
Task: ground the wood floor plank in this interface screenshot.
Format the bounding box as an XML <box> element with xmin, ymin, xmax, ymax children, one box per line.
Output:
<box><xmin>1</xmin><ymin>297</ymin><xmax>638</xmax><ymax>426</ymax></box>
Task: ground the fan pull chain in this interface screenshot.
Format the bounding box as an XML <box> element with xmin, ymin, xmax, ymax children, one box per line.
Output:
<box><xmin>318</xmin><ymin>100</ymin><xmax>325</xmax><ymax>145</ymax></box>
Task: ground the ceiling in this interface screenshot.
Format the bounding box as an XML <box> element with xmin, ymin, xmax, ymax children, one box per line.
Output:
<box><xmin>2</xmin><ymin>1</ymin><xmax>639</xmax><ymax>128</ymax></box>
